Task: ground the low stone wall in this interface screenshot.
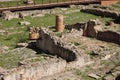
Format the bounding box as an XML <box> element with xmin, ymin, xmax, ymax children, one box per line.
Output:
<box><xmin>65</xmin><ymin>19</ymin><xmax>102</xmax><ymax>38</ymax></box>
<box><xmin>0</xmin><ymin>53</ymin><xmax>88</xmax><ymax>80</ymax></box>
<box><xmin>65</xmin><ymin>19</ymin><xmax>120</xmax><ymax>45</ymax></box>
<box><xmin>81</xmin><ymin>8</ymin><xmax>120</xmax><ymax>19</ymax></box>
<box><xmin>0</xmin><ymin>58</ymin><xmax>67</xmax><ymax>80</ymax></box>
<box><xmin>0</xmin><ymin>8</ymin><xmax>80</xmax><ymax>20</ymax></box>
<box><xmin>1</xmin><ymin>11</ymin><xmax>19</xmax><ymax>20</ymax></box>
<box><xmin>36</xmin><ymin>28</ymin><xmax>86</xmax><ymax>62</ymax></box>
<box><xmin>97</xmin><ymin>31</ymin><xmax>120</xmax><ymax>45</ymax></box>
<box><xmin>65</xmin><ymin>23</ymin><xmax>86</xmax><ymax>30</ymax></box>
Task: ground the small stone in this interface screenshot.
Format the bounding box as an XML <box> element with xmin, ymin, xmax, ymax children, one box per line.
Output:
<box><xmin>0</xmin><ymin>67</ymin><xmax>6</xmax><ymax>73</ymax></box>
<box><xmin>23</xmin><ymin>0</ymin><xmax>33</xmax><ymax>4</ymax></box>
<box><xmin>88</xmin><ymin>73</ymin><xmax>100</xmax><ymax>79</ymax></box>
<box><xmin>19</xmin><ymin>21</ymin><xmax>30</xmax><ymax>26</ymax></box>
<box><xmin>112</xmin><ymin>71</ymin><xmax>120</xmax><ymax>76</ymax></box>
<box><xmin>103</xmin><ymin>54</ymin><xmax>112</xmax><ymax>60</ymax></box>
<box><xmin>17</xmin><ymin>43</ymin><xmax>28</xmax><ymax>47</ymax></box>
<box><xmin>32</xmin><ymin>14</ymin><xmax>44</xmax><ymax>18</ymax></box>
<box><xmin>107</xmin><ymin>21</ymin><xmax>115</xmax><ymax>27</ymax></box>
<box><xmin>3</xmin><ymin>46</ymin><xmax>9</xmax><ymax>50</ymax></box>
<box><xmin>103</xmin><ymin>75</ymin><xmax>114</xmax><ymax>80</ymax></box>
<box><xmin>69</xmin><ymin>5</ymin><xmax>76</xmax><ymax>8</ymax></box>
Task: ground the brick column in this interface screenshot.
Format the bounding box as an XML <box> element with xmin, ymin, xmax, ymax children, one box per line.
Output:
<box><xmin>56</xmin><ymin>14</ymin><xmax>64</xmax><ymax>32</ymax></box>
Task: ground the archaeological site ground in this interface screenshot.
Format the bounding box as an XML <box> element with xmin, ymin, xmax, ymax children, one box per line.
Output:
<box><xmin>0</xmin><ymin>0</ymin><xmax>120</xmax><ymax>80</ymax></box>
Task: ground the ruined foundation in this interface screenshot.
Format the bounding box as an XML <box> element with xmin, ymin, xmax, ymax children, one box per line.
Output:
<box><xmin>81</xmin><ymin>8</ymin><xmax>120</xmax><ymax>19</ymax></box>
<box><xmin>0</xmin><ymin>57</ymin><xmax>66</xmax><ymax>80</ymax></box>
<box><xmin>65</xmin><ymin>19</ymin><xmax>120</xmax><ymax>44</ymax></box>
<box><xmin>0</xmin><ymin>19</ymin><xmax>120</xmax><ymax>80</ymax></box>
<box><xmin>0</xmin><ymin>27</ymin><xmax>90</xmax><ymax>80</ymax></box>
<box><xmin>97</xmin><ymin>31</ymin><xmax>120</xmax><ymax>45</ymax></box>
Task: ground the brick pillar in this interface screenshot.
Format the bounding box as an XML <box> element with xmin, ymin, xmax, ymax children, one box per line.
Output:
<box><xmin>56</xmin><ymin>14</ymin><xmax>64</xmax><ymax>32</ymax></box>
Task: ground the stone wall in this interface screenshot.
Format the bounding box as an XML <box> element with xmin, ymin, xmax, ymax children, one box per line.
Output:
<box><xmin>1</xmin><ymin>11</ymin><xmax>19</xmax><ymax>20</ymax></box>
<box><xmin>0</xmin><ymin>52</ymin><xmax>88</xmax><ymax>80</ymax></box>
<box><xmin>65</xmin><ymin>23</ymin><xmax>86</xmax><ymax>30</ymax></box>
<box><xmin>65</xmin><ymin>19</ymin><xmax>120</xmax><ymax>45</ymax></box>
<box><xmin>0</xmin><ymin>8</ymin><xmax>80</xmax><ymax>20</ymax></box>
<box><xmin>36</xmin><ymin>28</ymin><xmax>86</xmax><ymax>62</ymax></box>
<box><xmin>97</xmin><ymin>31</ymin><xmax>120</xmax><ymax>45</ymax></box>
<box><xmin>0</xmin><ymin>58</ymin><xmax>67</xmax><ymax>80</ymax></box>
<box><xmin>81</xmin><ymin>8</ymin><xmax>120</xmax><ymax>19</ymax></box>
<box><xmin>65</xmin><ymin>19</ymin><xmax>102</xmax><ymax>38</ymax></box>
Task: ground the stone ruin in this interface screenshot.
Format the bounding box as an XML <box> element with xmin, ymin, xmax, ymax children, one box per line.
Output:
<box><xmin>65</xmin><ymin>19</ymin><xmax>120</xmax><ymax>44</ymax></box>
<box><xmin>81</xmin><ymin>8</ymin><xmax>120</xmax><ymax>19</ymax></box>
<box><xmin>1</xmin><ymin>11</ymin><xmax>19</xmax><ymax>20</ymax></box>
<box><xmin>0</xmin><ymin>7</ymin><xmax>80</xmax><ymax>20</ymax></box>
<box><xmin>29</xmin><ymin>26</ymin><xmax>40</xmax><ymax>40</ymax></box>
<box><xmin>0</xmin><ymin>27</ymin><xmax>90</xmax><ymax>80</ymax></box>
<box><xmin>0</xmin><ymin>18</ymin><xmax>120</xmax><ymax>80</ymax></box>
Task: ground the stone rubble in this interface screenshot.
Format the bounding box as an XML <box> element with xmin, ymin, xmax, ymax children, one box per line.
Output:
<box><xmin>19</xmin><ymin>21</ymin><xmax>31</xmax><ymax>26</ymax></box>
<box><xmin>17</xmin><ymin>43</ymin><xmax>28</xmax><ymax>47</ymax></box>
<box><xmin>0</xmin><ymin>45</ymin><xmax>9</xmax><ymax>54</ymax></box>
<box><xmin>23</xmin><ymin>0</ymin><xmax>33</xmax><ymax>4</ymax></box>
<box><xmin>88</xmin><ymin>73</ymin><xmax>100</xmax><ymax>79</ymax></box>
<box><xmin>29</xmin><ymin>26</ymin><xmax>40</xmax><ymax>40</ymax></box>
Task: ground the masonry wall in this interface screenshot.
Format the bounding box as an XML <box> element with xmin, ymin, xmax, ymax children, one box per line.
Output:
<box><xmin>65</xmin><ymin>20</ymin><xmax>120</xmax><ymax>45</ymax></box>
<box><xmin>81</xmin><ymin>8</ymin><xmax>120</xmax><ymax>19</ymax></box>
<box><xmin>36</xmin><ymin>28</ymin><xmax>79</xmax><ymax>62</ymax></box>
<box><xmin>97</xmin><ymin>31</ymin><xmax>120</xmax><ymax>45</ymax></box>
<box><xmin>1</xmin><ymin>58</ymin><xmax>67</xmax><ymax>80</ymax></box>
<box><xmin>1</xmin><ymin>8</ymin><xmax>80</xmax><ymax>20</ymax></box>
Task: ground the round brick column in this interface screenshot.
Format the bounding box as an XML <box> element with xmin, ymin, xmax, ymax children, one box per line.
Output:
<box><xmin>56</xmin><ymin>14</ymin><xmax>64</xmax><ymax>32</ymax></box>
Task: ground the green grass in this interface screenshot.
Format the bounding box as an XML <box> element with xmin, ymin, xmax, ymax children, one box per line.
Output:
<box><xmin>0</xmin><ymin>1</ymin><xmax>24</xmax><ymax>8</ymax></box>
<box><xmin>0</xmin><ymin>11</ymin><xmax>114</xmax><ymax>49</ymax></box>
<box><xmin>0</xmin><ymin>33</ymin><xmax>28</xmax><ymax>49</ymax></box>
<box><xmin>0</xmin><ymin>48</ymin><xmax>39</xmax><ymax>69</ymax></box>
<box><xmin>111</xmin><ymin>1</ymin><xmax>120</xmax><ymax>11</ymax></box>
<box><xmin>64</xmin><ymin>12</ymin><xmax>113</xmax><ymax>25</ymax></box>
<box><xmin>76</xmin><ymin>69</ymin><xmax>96</xmax><ymax>80</ymax></box>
